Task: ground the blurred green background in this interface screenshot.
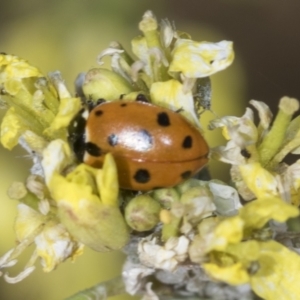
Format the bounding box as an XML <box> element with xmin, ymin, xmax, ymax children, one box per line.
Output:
<box><xmin>1</xmin><ymin>0</ymin><xmax>299</xmax><ymax>299</ymax></box>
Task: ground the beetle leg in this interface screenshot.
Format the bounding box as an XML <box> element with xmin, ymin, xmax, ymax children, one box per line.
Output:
<box><xmin>96</xmin><ymin>98</ymin><xmax>107</xmax><ymax>105</ymax></box>
<box><xmin>86</xmin><ymin>98</ymin><xmax>106</xmax><ymax>111</ymax></box>
<box><xmin>175</xmin><ymin>107</ymin><xmax>184</xmax><ymax>113</ymax></box>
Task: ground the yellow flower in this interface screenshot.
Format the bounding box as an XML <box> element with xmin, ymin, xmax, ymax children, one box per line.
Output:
<box><xmin>210</xmin><ymin>97</ymin><xmax>300</xmax><ymax>202</ymax></box>
<box><xmin>204</xmin><ymin>216</ymin><xmax>244</xmax><ymax>253</ymax></box>
<box><xmin>1</xmin><ymin>106</ymin><xmax>38</xmax><ymax>150</ymax></box>
<box><xmin>199</xmin><ymin>197</ymin><xmax>299</xmax><ymax>299</ymax></box>
<box><xmin>239</xmin><ymin>197</ymin><xmax>299</xmax><ymax>234</ymax></box>
<box><xmin>81</xmin><ymin>68</ymin><xmax>133</xmax><ymax>102</ymax></box>
<box><xmin>250</xmin><ymin>240</ymin><xmax>300</xmax><ymax>300</ymax></box>
<box><xmin>150</xmin><ymin>79</ymin><xmax>200</xmax><ymax>126</ymax></box>
<box><xmin>206</xmin><ymin>239</ymin><xmax>300</xmax><ymax>300</ymax></box>
<box><xmin>43</xmin><ymin>96</ymin><xmax>82</xmax><ymax>138</ymax></box>
<box><xmin>204</xmin><ymin>262</ymin><xmax>249</xmax><ymax>285</ymax></box>
<box><xmin>239</xmin><ymin>162</ymin><xmax>279</xmax><ymax>200</ymax></box>
<box><xmin>0</xmin><ymin>55</ymin><xmax>82</xmax><ymax>152</ymax></box>
<box><xmin>0</xmin><ymin>197</ymin><xmax>82</xmax><ymax>283</ymax></box>
<box><xmin>97</xmin><ymin>10</ymin><xmax>234</xmax><ymax>119</ymax></box>
<box><xmin>0</xmin><ymin>10</ymin><xmax>236</xmax><ymax>287</ymax></box>
<box><xmin>0</xmin><ymin>135</ymin><xmax>129</xmax><ymax>283</ymax></box>
<box><xmin>0</xmin><ymin>54</ymin><xmax>42</xmax><ymax>80</ymax></box>
<box><xmin>169</xmin><ymin>39</ymin><xmax>234</xmax><ymax>78</ymax></box>
<box><xmin>283</xmin><ymin>159</ymin><xmax>300</xmax><ymax>206</ymax></box>
<box><xmin>15</xmin><ymin>204</ymin><xmax>83</xmax><ymax>273</ymax></box>
<box><xmin>42</xmin><ymin>139</ymin><xmax>129</xmax><ymax>252</ymax></box>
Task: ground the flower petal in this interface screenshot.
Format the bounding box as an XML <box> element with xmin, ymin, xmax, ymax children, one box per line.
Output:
<box><xmin>169</xmin><ymin>40</ymin><xmax>234</xmax><ymax>78</ymax></box>
<box><xmin>251</xmin><ymin>240</ymin><xmax>300</xmax><ymax>300</ymax></box>
<box><xmin>35</xmin><ymin>223</ymin><xmax>83</xmax><ymax>272</ymax></box>
<box><xmin>239</xmin><ymin>197</ymin><xmax>299</xmax><ymax>232</ymax></box>
<box><xmin>42</xmin><ymin>140</ymin><xmax>129</xmax><ymax>252</ymax></box>
<box><xmin>209</xmin><ymin>181</ymin><xmax>242</xmax><ymax>216</ymax></box>
<box><xmin>150</xmin><ymin>79</ymin><xmax>200</xmax><ymax>126</ymax></box>
<box><xmin>239</xmin><ymin>162</ymin><xmax>279</xmax><ymax>199</ymax></box>
<box><xmin>203</xmin><ymin>262</ymin><xmax>249</xmax><ymax>285</ymax></box>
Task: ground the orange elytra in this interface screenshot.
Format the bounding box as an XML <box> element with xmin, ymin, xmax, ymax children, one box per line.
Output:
<box><xmin>69</xmin><ymin>98</ymin><xmax>209</xmax><ymax>191</ymax></box>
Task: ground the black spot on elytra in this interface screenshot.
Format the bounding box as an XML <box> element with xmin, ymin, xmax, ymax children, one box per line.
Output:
<box><xmin>120</xmin><ymin>103</ymin><xmax>127</xmax><ymax>107</ymax></box>
<box><xmin>241</xmin><ymin>148</ymin><xmax>251</xmax><ymax>159</ymax></box>
<box><xmin>181</xmin><ymin>171</ymin><xmax>192</xmax><ymax>179</ymax></box>
<box><xmin>136</xmin><ymin>94</ymin><xmax>149</xmax><ymax>102</ymax></box>
<box><xmin>85</xmin><ymin>142</ymin><xmax>102</xmax><ymax>157</ymax></box>
<box><xmin>157</xmin><ymin>112</ymin><xmax>170</xmax><ymax>127</ymax></box>
<box><xmin>108</xmin><ymin>134</ymin><xmax>118</xmax><ymax>146</ymax></box>
<box><xmin>134</xmin><ymin>169</ymin><xmax>150</xmax><ymax>183</ymax></box>
<box><xmin>182</xmin><ymin>135</ymin><xmax>192</xmax><ymax>148</ymax></box>
<box><xmin>94</xmin><ymin>110</ymin><xmax>103</xmax><ymax>117</ymax></box>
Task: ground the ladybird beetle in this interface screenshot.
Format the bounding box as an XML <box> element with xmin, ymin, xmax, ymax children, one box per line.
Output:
<box><xmin>69</xmin><ymin>98</ymin><xmax>209</xmax><ymax>191</ymax></box>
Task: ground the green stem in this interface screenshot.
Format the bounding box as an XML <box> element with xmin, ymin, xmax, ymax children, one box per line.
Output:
<box><xmin>65</xmin><ymin>276</ymin><xmax>126</xmax><ymax>300</ymax></box>
<box><xmin>139</xmin><ymin>11</ymin><xmax>169</xmax><ymax>82</ymax></box>
<box><xmin>7</xmin><ymin>182</ymin><xmax>40</xmax><ymax>211</ymax></box>
<box><xmin>162</xmin><ymin>214</ymin><xmax>182</xmax><ymax>241</ymax></box>
<box><xmin>258</xmin><ymin>97</ymin><xmax>299</xmax><ymax>166</ymax></box>
<box><xmin>268</xmin><ymin>137</ymin><xmax>300</xmax><ymax>169</ymax></box>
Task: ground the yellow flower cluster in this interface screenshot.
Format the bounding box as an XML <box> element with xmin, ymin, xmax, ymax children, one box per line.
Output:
<box><xmin>207</xmin><ymin>97</ymin><xmax>300</xmax><ymax>299</ymax></box>
<box><xmin>197</xmin><ymin>198</ymin><xmax>300</xmax><ymax>299</ymax></box>
<box><xmin>0</xmin><ymin>11</ymin><xmax>234</xmax><ymax>284</ymax></box>
<box><xmin>95</xmin><ymin>10</ymin><xmax>234</xmax><ymax>126</ymax></box>
<box><xmin>1</xmin><ymin>9</ymin><xmax>298</xmax><ymax>300</ymax></box>
<box><xmin>210</xmin><ymin>97</ymin><xmax>300</xmax><ymax>204</ymax></box>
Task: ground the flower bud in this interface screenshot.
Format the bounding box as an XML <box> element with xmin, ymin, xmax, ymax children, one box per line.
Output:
<box><xmin>175</xmin><ymin>178</ymin><xmax>202</xmax><ymax>195</ymax></box>
<box><xmin>151</xmin><ymin>188</ymin><xmax>180</xmax><ymax>209</ymax></box>
<box><xmin>188</xmin><ymin>233</ymin><xmax>206</xmax><ymax>263</ymax></box>
<box><xmin>197</xmin><ymin>216</ymin><xmax>219</xmax><ymax>237</ymax></box>
<box><xmin>125</xmin><ymin>195</ymin><xmax>161</xmax><ymax>232</ymax></box>
<box><xmin>180</xmin><ymin>186</ymin><xmax>216</xmax><ymax>225</ymax></box>
<box><xmin>7</xmin><ymin>181</ymin><xmax>40</xmax><ymax>211</ymax></box>
<box><xmin>82</xmin><ymin>68</ymin><xmax>133</xmax><ymax>102</ymax></box>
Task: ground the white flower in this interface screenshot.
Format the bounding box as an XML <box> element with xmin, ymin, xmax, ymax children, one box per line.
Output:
<box><xmin>0</xmin><ymin>204</ymin><xmax>83</xmax><ymax>283</ymax></box>
<box><xmin>122</xmin><ymin>260</ymin><xmax>155</xmax><ymax>295</ymax></box>
<box><xmin>209</xmin><ymin>181</ymin><xmax>242</xmax><ymax>216</ymax></box>
<box><xmin>138</xmin><ymin>235</ymin><xmax>190</xmax><ymax>272</ymax></box>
